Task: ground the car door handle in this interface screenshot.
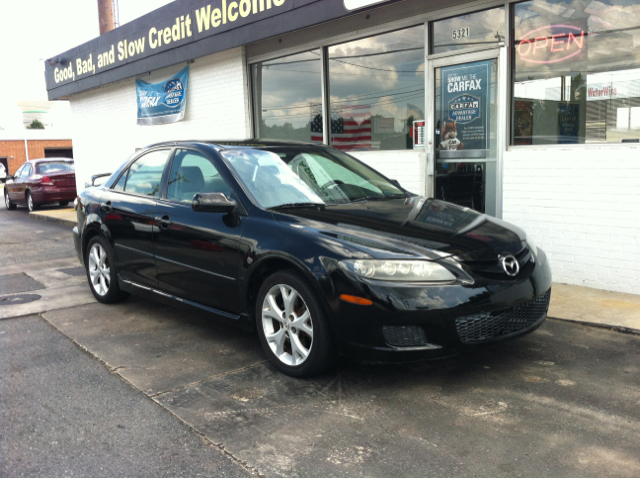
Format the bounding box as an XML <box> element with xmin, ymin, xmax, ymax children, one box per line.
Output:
<box><xmin>155</xmin><ymin>215</ymin><xmax>173</xmax><ymax>228</ymax></box>
<box><xmin>101</xmin><ymin>201</ymin><xmax>112</xmax><ymax>212</ymax></box>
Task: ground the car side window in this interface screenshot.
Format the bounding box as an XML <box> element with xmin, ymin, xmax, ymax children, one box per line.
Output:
<box><xmin>20</xmin><ymin>165</ymin><xmax>32</xmax><ymax>178</ymax></box>
<box><xmin>115</xmin><ymin>150</ymin><xmax>170</xmax><ymax>197</ymax></box>
<box><xmin>167</xmin><ymin>150</ymin><xmax>234</xmax><ymax>203</ymax></box>
<box><xmin>13</xmin><ymin>165</ymin><xmax>24</xmax><ymax>178</ymax></box>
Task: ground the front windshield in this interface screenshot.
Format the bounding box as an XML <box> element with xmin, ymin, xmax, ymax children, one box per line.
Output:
<box><xmin>222</xmin><ymin>146</ymin><xmax>407</xmax><ymax>208</ymax></box>
<box><xmin>37</xmin><ymin>161</ymin><xmax>75</xmax><ymax>174</ymax></box>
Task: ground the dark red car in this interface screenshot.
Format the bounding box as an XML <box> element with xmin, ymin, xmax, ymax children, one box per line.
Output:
<box><xmin>4</xmin><ymin>158</ymin><xmax>76</xmax><ymax>212</ymax></box>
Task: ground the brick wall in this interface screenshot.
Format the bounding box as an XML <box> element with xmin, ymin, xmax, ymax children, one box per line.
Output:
<box><xmin>0</xmin><ymin>140</ymin><xmax>73</xmax><ymax>174</ymax></box>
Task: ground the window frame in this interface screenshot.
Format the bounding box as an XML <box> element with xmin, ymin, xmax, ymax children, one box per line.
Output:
<box><xmin>161</xmin><ymin>147</ymin><xmax>248</xmax><ymax>215</ymax></box>
<box><xmin>110</xmin><ymin>147</ymin><xmax>174</xmax><ymax>199</ymax></box>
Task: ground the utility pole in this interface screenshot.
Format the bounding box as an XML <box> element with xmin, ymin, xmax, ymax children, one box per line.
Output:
<box><xmin>98</xmin><ymin>0</ymin><xmax>119</xmax><ymax>35</ymax></box>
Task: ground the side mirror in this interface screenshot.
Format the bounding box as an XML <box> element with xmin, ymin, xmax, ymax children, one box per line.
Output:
<box><xmin>4</xmin><ymin>174</ymin><xmax>13</xmax><ymax>182</ymax></box>
<box><xmin>192</xmin><ymin>192</ymin><xmax>237</xmax><ymax>213</ymax></box>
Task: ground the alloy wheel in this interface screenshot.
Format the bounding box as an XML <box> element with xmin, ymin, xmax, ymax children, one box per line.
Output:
<box><xmin>4</xmin><ymin>192</ymin><xmax>9</xmax><ymax>209</ymax></box>
<box><xmin>88</xmin><ymin>243</ymin><xmax>111</xmax><ymax>296</ymax></box>
<box><xmin>261</xmin><ymin>284</ymin><xmax>314</xmax><ymax>366</ymax></box>
<box><xmin>27</xmin><ymin>193</ymin><xmax>34</xmax><ymax>212</ymax></box>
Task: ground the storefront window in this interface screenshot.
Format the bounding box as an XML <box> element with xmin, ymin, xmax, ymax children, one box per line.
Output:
<box><xmin>512</xmin><ymin>0</ymin><xmax>640</xmax><ymax>145</ymax></box>
<box><xmin>328</xmin><ymin>25</ymin><xmax>425</xmax><ymax>151</ymax></box>
<box><xmin>251</xmin><ymin>50</ymin><xmax>323</xmax><ymax>142</ymax></box>
<box><xmin>432</xmin><ymin>7</ymin><xmax>505</xmax><ymax>54</ymax></box>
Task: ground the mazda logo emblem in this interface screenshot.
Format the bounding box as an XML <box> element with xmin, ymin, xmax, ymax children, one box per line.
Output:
<box><xmin>501</xmin><ymin>255</ymin><xmax>520</xmax><ymax>276</ymax></box>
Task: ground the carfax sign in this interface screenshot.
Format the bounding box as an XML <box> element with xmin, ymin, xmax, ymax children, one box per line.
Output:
<box><xmin>439</xmin><ymin>60</ymin><xmax>491</xmax><ymax>152</ymax></box>
<box><xmin>136</xmin><ymin>66</ymin><xmax>189</xmax><ymax>125</ymax></box>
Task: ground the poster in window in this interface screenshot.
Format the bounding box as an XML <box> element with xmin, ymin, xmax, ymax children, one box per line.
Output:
<box><xmin>558</xmin><ymin>104</ymin><xmax>579</xmax><ymax>144</ymax></box>
<box><xmin>514</xmin><ymin>100</ymin><xmax>534</xmax><ymax>145</ymax></box>
<box><xmin>439</xmin><ymin>60</ymin><xmax>491</xmax><ymax>152</ymax></box>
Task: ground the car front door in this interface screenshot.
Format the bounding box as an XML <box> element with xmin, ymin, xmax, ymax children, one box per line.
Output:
<box><xmin>10</xmin><ymin>164</ymin><xmax>31</xmax><ymax>204</ymax></box>
<box><xmin>100</xmin><ymin>148</ymin><xmax>172</xmax><ymax>288</ymax></box>
<box><xmin>153</xmin><ymin>148</ymin><xmax>247</xmax><ymax>315</ymax></box>
<box><xmin>6</xmin><ymin>164</ymin><xmax>24</xmax><ymax>202</ymax></box>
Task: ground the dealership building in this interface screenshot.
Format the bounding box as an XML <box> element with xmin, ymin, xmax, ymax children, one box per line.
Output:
<box><xmin>45</xmin><ymin>0</ymin><xmax>640</xmax><ymax>295</ymax></box>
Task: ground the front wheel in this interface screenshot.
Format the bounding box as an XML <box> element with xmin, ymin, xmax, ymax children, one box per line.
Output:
<box><xmin>256</xmin><ymin>270</ymin><xmax>337</xmax><ymax>378</ymax></box>
<box><xmin>85</xmin><ymin>236</ymin><xmax>130</xmax><ymax>304</ymax></box>
<box><xmin>4</xmin><ymin>190</ymin><xmax>16</xmax><ymax>210</ymax></box>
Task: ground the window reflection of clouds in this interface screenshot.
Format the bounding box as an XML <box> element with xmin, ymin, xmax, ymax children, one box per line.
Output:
<box><xmin>432</xmin><ymin>7</ymin><xmax>505</xmax><ymax>54</ymax></box>
<box><xmin>513</xmin><ymin>0</ymin><xmax>640</xmax><ymax>144</ymax></box>
<box><xmin>328</xmin><ymin>26</ymin><xmax>425</xmax><ymax>151</ymax></box>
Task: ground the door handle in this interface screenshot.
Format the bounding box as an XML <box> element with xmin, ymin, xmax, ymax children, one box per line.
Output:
<box><xmin>100</xmin><ymin>201</ymin><xmax>112</xmax><ymax>212</ymax></box>
<box><xmin>155</xmin><ymin>215</ymin><xmax>173</xmax><ymax>228</ymax></box>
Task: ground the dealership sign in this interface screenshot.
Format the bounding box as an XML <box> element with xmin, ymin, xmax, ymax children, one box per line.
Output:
<box><xmin>517</xmin><ymin>24</ymin><xmax>586</xmax><ymax>64</ymax></box>
<box><xmin>136</xmin><ymin>66</ymin><xmax>189</xmax><ymax>125</ymax></box>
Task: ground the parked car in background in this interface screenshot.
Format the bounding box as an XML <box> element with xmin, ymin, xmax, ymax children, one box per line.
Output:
<box><xmin>0</xmin><ymin>163</ymin><xmax>6</xmax><ymax>181</ymax></box>
<box><xmin>4</xmin><ymin>158</ymin><xmax>76</xmax><ymax>212</ymax></box>
<box><xmin>73</xmin><ymin>141</ymin><xmax>552</xmax><ymax>378</ymax></box>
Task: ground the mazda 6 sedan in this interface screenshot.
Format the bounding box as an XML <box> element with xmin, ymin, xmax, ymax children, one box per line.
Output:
<box><xmin>73</xmin><ymin>140</ymin><xmax>552</xmax><ymax>377</ymax></box>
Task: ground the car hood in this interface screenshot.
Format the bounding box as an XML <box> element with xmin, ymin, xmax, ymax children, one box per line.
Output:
<box><xmin>272</xmin><ymin>197</ymin><xmax>526</xmax><ymax>261</ymax></box>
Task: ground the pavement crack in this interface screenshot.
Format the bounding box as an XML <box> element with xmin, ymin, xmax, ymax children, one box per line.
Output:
<box><xmin>149</xmin><ymin>360</ymin><xmax>270</xmax><ymax>398</ymax></box>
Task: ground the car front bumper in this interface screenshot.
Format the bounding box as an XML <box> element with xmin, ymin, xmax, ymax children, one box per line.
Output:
<box><xmin>326</xmin><ymin>249</ymin><xmax>553</xmax><ymax>362</ymax></box>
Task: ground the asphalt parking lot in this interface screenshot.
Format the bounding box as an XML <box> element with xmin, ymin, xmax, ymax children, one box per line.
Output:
<box><xmin>1</xmin><ymin>204</ymin><xmax>640</xmax><ymax>477</ymax></box>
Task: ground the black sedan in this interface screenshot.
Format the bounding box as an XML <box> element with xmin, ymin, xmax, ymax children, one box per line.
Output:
<box><xmin>73</xmin><ymin>141</ymin><xmax>552</xmax><ymax>377</ymax></box>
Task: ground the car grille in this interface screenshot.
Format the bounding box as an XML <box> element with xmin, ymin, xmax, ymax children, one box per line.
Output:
<box><xmin>382</xmin><ymin>325</ymin><xmax>427</xmax><ymax>347</ymax></box>
<box><xmin>461</xmin><ymin>246</ymin><xmax>533</xmax><ymax>280</ymax></box>
<box><xmin>455</xmin><ymin>289</ymin><xmax>551</xmax><ymax>344</ymax></box>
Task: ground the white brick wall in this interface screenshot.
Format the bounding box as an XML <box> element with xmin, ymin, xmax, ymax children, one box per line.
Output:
<box><xmin>503</xmin><ymin>146</ymin><xmax>640</xmax><ymax>295</ymax></box>
<box><xmin>69</xmin><ymin>47</ymin><xmax>250</xmax><ymax>190</ymax></box>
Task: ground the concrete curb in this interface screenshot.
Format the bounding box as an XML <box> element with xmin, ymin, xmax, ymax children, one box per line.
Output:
<box><xmin>29</xmin><ymin>212</ymin><xmax>76</xmax><ymax>228</ymax></box>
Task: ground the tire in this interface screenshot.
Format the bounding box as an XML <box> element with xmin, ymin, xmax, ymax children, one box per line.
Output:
<box><xmin>256</xmin><ymin>269</ymin><xmax>337</xmax><ymax>378</ymax></box>
<box><xmin>27</xmin><ymin>191</ymin><xmax>38</xmax><ymax>212</ymax></box>
<box><xmin>4</xmin><ymin>190</ymin><xmax>16</xmax><ymax>210</ymax></box>
<box><xmin>85</xmin><ymin>236</ymin><xmax>130</xmax><ymax>304</ymax></box>
<box><xmin>59</xmin><ymin>201</ymin><xmax>69</xmax><ymax>207</ymax></box>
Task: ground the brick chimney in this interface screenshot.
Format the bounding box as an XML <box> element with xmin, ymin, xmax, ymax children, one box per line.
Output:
<box><xmin>98</xmin><ymin>0</ymin><xmax>115</xmax><ymax>35</ymax></box>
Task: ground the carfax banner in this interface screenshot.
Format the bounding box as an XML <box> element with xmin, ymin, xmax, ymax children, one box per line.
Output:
<box><xmin>439</xmin><ymin>60</ymin><xmax>491</xmax><ymax>152</ymax></box>
<box><xmin>136</xmin><ymin>66</ymin><xmax>189</xmax><ymax>126</ymax></box>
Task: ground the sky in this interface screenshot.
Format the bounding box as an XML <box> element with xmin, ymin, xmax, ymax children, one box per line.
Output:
<box><xmin>0</xmin><ymin>0</ymin><xmax>174</xmax><ymax>128</ymax></box>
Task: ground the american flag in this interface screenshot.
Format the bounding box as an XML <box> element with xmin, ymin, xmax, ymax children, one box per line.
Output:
<box><xmin>310</xmin><ymin>104</ymin><xmax>372</xmax><ymax>151</ymax></box>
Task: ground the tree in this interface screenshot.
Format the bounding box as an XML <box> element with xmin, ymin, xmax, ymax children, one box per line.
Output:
<box><xmin>27</xmin><ymin>119</ymin><xmax>45</xmax><ymax>129</ymax></box>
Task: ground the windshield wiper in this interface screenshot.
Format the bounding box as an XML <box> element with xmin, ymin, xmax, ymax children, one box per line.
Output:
<box><xmin>270</xmin><ymin>202</ymin><xmax>326</xmax><ymax>210</ymax></box>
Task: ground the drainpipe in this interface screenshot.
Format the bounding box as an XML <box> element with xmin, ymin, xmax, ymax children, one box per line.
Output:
<box><xmin>24</xmin><ymin>139</ymin><xmax>29</xmax><ymax>161</ymax></box>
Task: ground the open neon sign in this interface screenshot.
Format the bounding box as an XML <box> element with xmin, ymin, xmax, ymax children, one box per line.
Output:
<box><xmin>517</xmin><ymin>25</ymin><xmax>585</xmax><ymax>64</ymax></box>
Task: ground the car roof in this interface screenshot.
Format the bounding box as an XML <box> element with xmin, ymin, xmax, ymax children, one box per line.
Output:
<box><xmin>142</xmin><ymin>139</ymin><xmax>326</xmax><ymax>151</ymax></box>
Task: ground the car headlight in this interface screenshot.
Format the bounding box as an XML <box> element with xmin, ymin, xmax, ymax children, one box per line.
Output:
<box><xmin>339</xmin><ymin>259</ymin><xmax>456</xmax><ymax>282</ymax></box>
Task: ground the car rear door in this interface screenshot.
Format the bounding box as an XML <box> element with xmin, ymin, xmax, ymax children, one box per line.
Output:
<box><xmin>99</xmin><ymin>148</ymin><xmax>172</xmax><ymax>288</ymax></box>
<box><xmin>153</xmin><ymin>148</ymin><xmax>247</xmax><ymax>315</ymax></box>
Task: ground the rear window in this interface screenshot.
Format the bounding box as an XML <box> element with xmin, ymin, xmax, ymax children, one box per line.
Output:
<box><xmin>37</xmin><ymin>162</ymin><xmax>75</xmax><ymax>174</ymax></box>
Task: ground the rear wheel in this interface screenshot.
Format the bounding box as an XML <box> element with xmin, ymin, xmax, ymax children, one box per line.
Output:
<box><xmin>256</xmin><ymin>270</ymin><xmax>337</xmax><ymax>378</ymax></box>
<box><xmin>27</xmin><ymin>192</ymin><xmax>38</xmax><ymax>212</ymax></box>
<box><xmin>4</xmin><ymin>190</ymin><xmax>16</xmax><ymax>210</ymax></box>
<box><xmin>85</xmin><ymin>236</ymin><xmax>130</xmax><ymax>304</ymax></box>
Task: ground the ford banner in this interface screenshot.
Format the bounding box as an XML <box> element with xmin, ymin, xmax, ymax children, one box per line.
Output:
<box><xmin>136</xmin><ymin>66</ymin><xmax>188</xmax><ymax>126</ymax></box>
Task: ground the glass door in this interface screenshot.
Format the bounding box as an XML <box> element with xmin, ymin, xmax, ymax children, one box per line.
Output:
<box><xmin>428</xmin><ymin>49</ymin><xmax>504</xmax><ymax>216</ymax></box>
